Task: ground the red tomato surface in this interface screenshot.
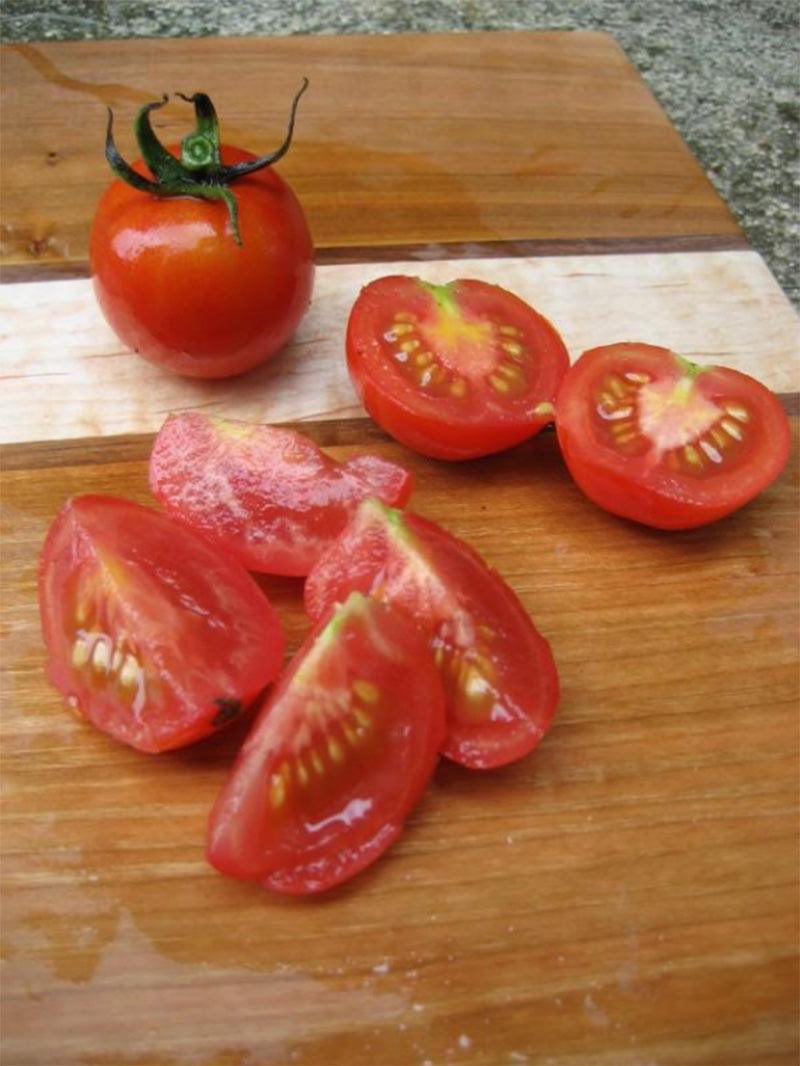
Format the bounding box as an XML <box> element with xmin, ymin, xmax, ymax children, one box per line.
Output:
<box><xmin>38</xmin><ymin>495</ymin><xmax>284</xmax><ymax>753</ymax></box>
<box><xmin>207</xmin><ymin>591</ymin><xmax>445</xmax><ymax>894</ymax></box>
<box><xmin>90</xmin><ymin>145</ymin><xmax>314</xmax><ymax>379</ymax></box>
<box><xmin>149</xmin><ymin>413</ymin><xmax>414</xmax><ymax>576</ymax></box>
<box><xmin>305</xmin><ymin>499</ymin><xmax>559</xmax><ymax>769</ymax></box>
<box><xmin>555</xmin><ymin>343</ymin><xmax>791</xmax><ymax>530</ymax></box>
<box><xmin>346</xmin><ymin>276</ymin><xmax>570</xmax><ymax>460</ymax></box>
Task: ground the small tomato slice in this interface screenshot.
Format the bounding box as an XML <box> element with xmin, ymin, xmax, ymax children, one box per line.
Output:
<box><xmin>149</xmin><ymin>413</ymin><xmax>414</xmax><ymax>576</ymax></box>
<box><xmin>38</xmin><ymin>495</ymin><xmax>284</xmax><ymax>752</ymax></box>
<box><xmin>555</xmin><ymin>343</ymin><xmax>792</xmax><ymax>530</ymax></box>
<box><xmin>207</xmin><ymin>591</ymin><xmax>445</xmax><ymax>894</ymax></box>
<box><xmin>305</xmin><ymin>499</ymin><xmax>559</xmax><ymax>769</ymax></box>
<box><xmin>346</xmin><ymin>276</ymin><xmax>570</xmax><ymax>460</ymax></box>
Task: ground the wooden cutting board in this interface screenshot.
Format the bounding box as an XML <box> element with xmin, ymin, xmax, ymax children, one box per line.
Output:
<box><xmin>1</xmin><ymin>31</ymin><xmax>798</xmax><ymax>1066</ymax></box>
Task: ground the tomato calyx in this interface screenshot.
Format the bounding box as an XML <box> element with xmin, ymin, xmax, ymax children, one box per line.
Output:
<box><xmin>103</xmin><ymin>80</ymin><xmax>309</xmax><ymax>245</ymax></box>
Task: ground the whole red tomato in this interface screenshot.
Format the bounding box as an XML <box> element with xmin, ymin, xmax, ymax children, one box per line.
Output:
<box><xmin>90</xmin><ymin>88</ymin><xmax>314</xmax><ymax>379</ymax></box>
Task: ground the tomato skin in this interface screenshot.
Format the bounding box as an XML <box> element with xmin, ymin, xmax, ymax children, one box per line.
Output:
<box><xmin>305</xmin><ymin>499</ymin><xmax>559</xmax><ymax>769</ymax></box>
<box><xmin>90</xmin><ymin>145</ymin><xmax>314</xmax><ymax>379</ymax></box>
<box><xmin>149</xmin><ymin>413</ymin><xmax>414</xmax><ymax>576</ymax></box>
<box><xmin>346</xmin><ymin>276</ymin><xmax>569</xmax><ymax>460</ymax></box>
<box><xmin>555</xmin><ymin>344</ymin><xmax>792</xmax><ymax>530</ymax></box>
<box><xmin>207</xmin><ymin>591</ymin><xmax>445</xmax><ymax>894</ymax></box>
<box><xmin>38</xmin><ymin>495</ymin><xmax>284</xmax><ymax>752</ymax></box>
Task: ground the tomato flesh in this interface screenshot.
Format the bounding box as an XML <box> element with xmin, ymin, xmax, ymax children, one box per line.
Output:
<box><xmin>38</xmin><ymin>496</ymin><xmax>284</xmax><ymax>752</ymax></box>
<box><xmin>346</xmin><ymin>276</ymin><xmax>570</xmax><ymax>460</ymax></box>
<box><xmin>149</xmin><ymin>413</ymin><xmax>414</xmax><ymax>576</ymax></box>
<box><xmin>90</xmin><ymin>145</ymin><xmax>314</xmax><ymax>379</ymax></box>
<box><xmin>305</xmin><ymin>499</ymin><xmax>559</xmax><ymax>769</ymax></box>
<box><xmin>555</xmin><ymin>343</ymin><xmax>792</xmax><ymax>529</ymax></box>
<box><xmin>207</xmin><ymin>591</ymin><xmax>445</xmax><ymax>894</ymax></box>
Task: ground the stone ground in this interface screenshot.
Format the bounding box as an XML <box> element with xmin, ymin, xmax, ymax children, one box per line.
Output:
<box><xmin>3</xmin><ymin>0</ymin><xmax>798</xmax><ymax>304</ymax></box>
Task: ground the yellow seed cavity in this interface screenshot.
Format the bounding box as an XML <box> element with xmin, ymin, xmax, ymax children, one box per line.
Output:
<box><xmin>296</xmin><ymin>758</ymin><xmax>310</xmax><ymax>787</ymax></box>
<box><xmin>684</xmin><ymin>444</ymin><xmax>703</xmax><ymax>467</ymax></box>
<box><xmin>725</xmin><ymin>403</ymin><xmax>749</xmax><ymax>423</ymax></box>
<box><xmin>614</xmin><ymin>430</ymin><xmax>639</xmax><ymax>444</ymax></box>
<box><xmin>610</xmin><ymin>421</ymin><xmax>634</xmax><ymax>436</ymax></box>
<box><xmin>119</xmin><ymin>653</ymin><xmax>140</xmax><ymax>688</ymax></box>
<box><xmin>478</xmin><ymin>623</ymin><xmax>496</xmax><ymax>641</ymax></box>
<box><xmin>327</xmin><ymin>737</ymin><xmax>345</xmax><ymax>764</ymax></box>
<box><xmin>450</xmin><ymin>378</ymin><xmax>467</xmax><ymax>398</ymax></box>
<box><xmin>489</xmin><ymin>374</ymin><xmax>510</xmax><ymax>393</ymax></box>
<box><xmin>353</xmin><ymin>679</ymin><xmax>379</xmax><ymax>704</ymax></box>
<box><xmin>91</xmin><ymin>638</ymin><xmax>111</xmax><ymax>674</ymax></box>
<box><xmin>75</xmin><ymin>601</ymin><xmax>88</xmax><ymax>625</ymax></box>
<box><xmin>401</xmin><ymin>338</ymin><xmax>421</xmax><ymax>353</ymax></box>
<box><xmin>414</xmin><ymin>350</ymin><xmax>432</xmax><ymax>367</ymax></box>
<box><xmin>392</xmin><ymin>322</ymin><xmax>414</xmax><ymax>336</ymax></box>
<box><xmin>463</xmin><ymin>664</ymin><xmax>492</xmax><ymax>701</ymax></box>
<box><xmin>501</xmin><ymin>340</ymin><xmax>523</xmax><ymax>357</ymax></box>
<box><xmin>269</xmin><ymin>772</ymin><xmax>286</xmax><ymax>809</ymax></box>
<box><xmin>721</xmin><ymin>418</ymin><xmax>743</xmax><ymax>441</ymax></box>
<box><xmin>497</xmin><ymin>362</ymin><xmax>523</xmax><ymax>381</ymax></box>
<box><xmin>472</xmin><ymin>651</ymin><xmax>496</xmax><ymax>679</ymax></box>
<box><xmin>311</xmin><ymin>750</ymin><xmax>325</xmax><ymax>776</ymax></box>
<box><xmin>395</xmin><ymin>311</ymin><xmax>416</xmax><ymax>323</ymax></box>
<box><xmin>71</xmin><ymin>637</ymin><xmax>90</xmax><ymax>669</ymax></box>
<box><xmin>342</xmin><ymin>722</ymin><xmax>360</xmax><ymax>746</ymax></box>
<box><xmin>434</xmin><ymin>644</ymin><xmax>446</xmax><ymax>667</ymax></box>
<box><xmin>499</xmin><ymin>324</ymin><xmax>521</xmax><ymax>336</ymax></box>
<box><xmin>608</xmin><ymin>376</ymin><xmax>627</xmax><ymax>399</ymax></box>
<box><xmin>352</xmin><ymin>707</ymin><xmax>372</xmax><ymax>730</ymax></box>
<box><xmin>710</xmin><ymin>427</ymin><xmax>728</xmax><ymax>448</ymax></box>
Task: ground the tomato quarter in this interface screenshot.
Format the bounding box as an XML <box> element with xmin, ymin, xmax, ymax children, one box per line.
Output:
<box><xmin>149</xmin><ymin>413</ymin><xmax>414</xmax><ymax>576</ymax></box>
<box><xmin>38</xmin><ymin>496</ymin><xmax>284</xmax><ymax>753</ymax></box>
<box><xmin>305</xmin><ymin>499</ymin><xmax>559</xmax><ymax>769</ymax></box>
<box><xmin>91</xmin><ymin>88</ymin><xmax>314</xmax><ymax>379</ymax></box>
<box><xmin>346</xmin><ymin>276</ymin><xmax>570</xmax><ymax>460</ymax></box>
<box><xmin>207</xmin><ymin>591</ymin><xmax>445</xmax><ymax>894</ymax></box>
<box><xmin>555</xmin><ymin>343</ymin><xmax>791</xmax><ymax>529</ymax></box>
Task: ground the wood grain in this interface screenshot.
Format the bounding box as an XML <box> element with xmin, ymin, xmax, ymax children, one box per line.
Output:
<box><xmin>2</xmin><ymin>249</ymin><xmax>797</xmax><ymax>446</ymax></box>
<box><xmin>0</xmin><ymin>31</ymin><xmax>740</xmax><ymax>274</ymax></box>
<box><xmin>2</xmin><ymin>422</ymin><xmax>798</xmax><ymax>1066</ymax></box>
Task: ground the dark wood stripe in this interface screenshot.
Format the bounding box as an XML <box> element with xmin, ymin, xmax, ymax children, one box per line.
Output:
<box><xmin>0</xmin><ymin>233</ymin><xmax>753</xmax><ymax>285</ymax></box>
<box><xmin>2</xmin><ymin>398</ymin><xmax>796</xmax><ymax>473</ymax></box>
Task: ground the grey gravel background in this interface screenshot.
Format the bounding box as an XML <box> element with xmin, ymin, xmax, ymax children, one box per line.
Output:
<box><xmin>3</xmin><ymin>0</ymin><xmax>799</xmax><ymax>305</ymax></box>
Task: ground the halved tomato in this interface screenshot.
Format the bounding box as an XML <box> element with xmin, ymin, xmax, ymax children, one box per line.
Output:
<box><xmin>346</xmin><ymin>276</ymin><xmax>570</xmax><ymax>460</ymax></box>
<box><xmin>149</xmin><ymin>413</ymin><xmax>414</xmax><ymax>576</ymax></box>
<box><xmin>207</xmin><ymin>591</ymin><xmax>445</xmax><ymax>894</ymax></box>
<box><xmin>555</xmin><ymin>343</ymin><xmax>792</xmax><ymax>530</ymax></box>
<box><xmin>304</xmin><ymin>499</ymin><xmax>559</xmax><ymax>769</ymax></box>
<box><xmin>38</xmin><ymin>495</ymin><xmax>284</xmax><ymax>752</ymax></box>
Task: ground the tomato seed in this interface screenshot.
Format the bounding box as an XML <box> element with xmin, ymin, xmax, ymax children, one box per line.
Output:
<box><xmin>721</xmin><ymin>418</ymin><xmax>743</xmax><ymax>441</ymax></box>
<box><xmin>699</xmin><ymin>439</ymin><xmax>723</xmax><ymax>463</ymax></box>
<box><xmin>489</xmin><ymin>374</ymin><xmax>510</xmax><ymax>393</ymax></box>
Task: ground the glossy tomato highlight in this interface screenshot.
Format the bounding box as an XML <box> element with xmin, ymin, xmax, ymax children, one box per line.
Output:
<box><xmin>91</xmin><ymin>89</ymin><xmax>314</xmax><ymax>379</ymax></box>
<box><xmin>555</xmin><ymin>343</ymin><xmax>791</xmax><ymax>529</ymax></box>
<box><xmin>149</xmin><ymin>413</ymin><xmax>414</xmax><ymax>576</ymax></box>
<box><xmin>346</xmin><ymin>276</ymin><xmax>570</xmax><ymax>459</ymax></box>
<box><xmin>207</xmin><ymin>591</ymin><xmax>446</xmax><ymax>894</ymax></box>
<box><xmin>305</xmin><ymin>499</ymin><xmax>559</xmax><ymax>769</ymax></box>
<box><xmin>38</xmin><ymin>496</ymin><xmax>284</xmax><ymax>753</ymax></box>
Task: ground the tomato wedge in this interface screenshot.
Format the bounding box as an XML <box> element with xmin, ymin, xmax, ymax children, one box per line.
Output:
<box><xmin>207</xmin><ymin>591</ymin><xmax>445</xmax><ymax>894</ymax></box>
<box><xmin>38</xmin><ymin>495</ymin><xmax>284</xmax><ymax>753</ymax></box>
<box><xmin>555</xmin><ymin>344</ymin><xmax>792</xmax><ymax>530</ymax></box>
<box><xmin>149</xmin><ymin>413</ymin><xmax>414</xmax><ymax>576</ymax></box>
<box><xmin>346</xmin><ymin>276</ymin><xmax>570</xmax><ymax>460</ymax></box>
<box><xmin>304</xmin><ymin>499</ymin><xmax>559</xmax><ymax>769</ymax></box>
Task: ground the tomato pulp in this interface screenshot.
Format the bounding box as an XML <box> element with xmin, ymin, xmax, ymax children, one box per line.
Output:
<box><xmin>346</xmin><ymin>276</ymin><xmax>570</xmax><ymax>460</ymax></box>
<box><xmin>305</xmin><ymin>499</ymin><xmax>559</xmax><ymax>769</ymax></box>
<box><xmin>91</xmin><ymin>144</ymin><xmax>314</xmax><ymax>379</ymax></box>
<box><xmin>149</xmin><ymin>413</ymin><xmax>414</xmax><ymax>576</ymax></box>
<box><xmin>38</xmin><ymin>496</ymin><xmax>284</xmax><ymax>752</ymax></box>
<box><xmin>207</xmin><ymin>591</ymin><xmax>446</xmax><ymax>894</ymax></box>
<box><xmin>555</xmin><ymin>343</ymin><xmax>791</xmax><ymax>529</ymax></box>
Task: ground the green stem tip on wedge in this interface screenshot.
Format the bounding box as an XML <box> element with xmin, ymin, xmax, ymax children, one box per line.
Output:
<box><xmin>104</xmin><ymin>79</ymin><xmax>309</xmax><ymax>246</ymax></box>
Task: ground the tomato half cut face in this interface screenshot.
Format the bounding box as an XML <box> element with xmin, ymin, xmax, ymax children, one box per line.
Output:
<box><xmin>305</xmin><ymin>500</ymin><xmax>559</xmax><ymax>769</ymax></box>
<box><xmin>38</xmin><ymin>496</ymin><xmax>284</xmax><ymax>752</ymax></box>
<box><xmin>555</xmin><ymin>344</ymin><xmax>792</xmax><ymax>530</ymax></box>
<box><xmin>206</xmin><ymin>591</ymin><xmax>445</xmax><ymax>894</ymax></box>
<box><xmin>346</xmin><ymin>276</ymin><xmax>570</xmax><ymax>460</ymax></box>
<box><xmin>149</xmin><ymin>413</ymin><xmax>414</xmax><ymax>576</ymax></box>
